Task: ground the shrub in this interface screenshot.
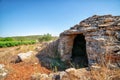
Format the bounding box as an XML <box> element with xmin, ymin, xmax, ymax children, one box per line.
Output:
<box><xmin>38</xmin><ymin>33</ymin><xmax>52</xmax><ymax>42</ymax></box>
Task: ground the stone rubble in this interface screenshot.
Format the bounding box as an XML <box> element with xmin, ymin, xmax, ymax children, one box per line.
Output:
<box><xmin>0</xmin><ymin>64</ymin><xmax>8</xmax><ymax>80</ymax></box>
<box><xmin>31</xmin><ymin>68</ymin><xmax>92</xmax><ymax>80</ymax></box>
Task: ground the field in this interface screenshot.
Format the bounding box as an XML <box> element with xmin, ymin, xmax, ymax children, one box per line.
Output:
<box><xmin>0</xmin><ymin>34</ymin><xmax>57</xmax><ymax>80</ymax></box>
<box><xmin>0</xmin><ymin>41</ymin><xmax>36</xmax><ymax>48</ymax></box>
<box><xmin>0</xmin><ymin>35</ymin><xmax>120</xmax><ymax>80</ymax></box>
<box><xmin>0</xmin><ymin>34</ymin><xmax>57</xmax><ymax>48</ymax></box>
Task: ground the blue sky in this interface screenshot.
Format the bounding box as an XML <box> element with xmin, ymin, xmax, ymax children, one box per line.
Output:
<box><xmin>0</xmin><ymin>0</ymin><xmax>120</xmax><ymax>37</ymax></box>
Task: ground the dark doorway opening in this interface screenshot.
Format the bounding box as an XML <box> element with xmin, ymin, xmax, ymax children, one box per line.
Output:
<box><xmin>71</xmin><ymin>34</ymin><xmax>88</xmax><ymax>68</ymax></box>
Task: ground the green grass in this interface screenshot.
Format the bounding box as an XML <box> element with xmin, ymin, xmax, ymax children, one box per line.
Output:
<box><xmin>0</xmin><ymin>34</ymin><xmax>58</xmax><ymax>48</ymax></box>
<box><xmin>0</xmin><ymin>41</ymin><xmax>36</xmax><ymax>48</ymax></box>
<box><xmin>0</xmin><ymin>34</ymin><xmax>57</xmax><ymax>42</ymax></box>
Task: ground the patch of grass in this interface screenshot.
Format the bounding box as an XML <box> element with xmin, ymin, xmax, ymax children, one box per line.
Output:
<box><xmin>0</xmin><ymin>41</ymin><xmax>36</xmax><ymax>48</ymax></box>
<box><xmin>50</xmin><ymin>58</ymin><xmax>67</xmax><ymax>71</ymax></box>
<box><xmin>0</xmin><ymin>34</ymin><xmax>58</xmax><ymax>48</ymax></box>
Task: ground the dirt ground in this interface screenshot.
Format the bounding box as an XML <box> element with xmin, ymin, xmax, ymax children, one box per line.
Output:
<box><xmin>0</xmin><ymin>44</ymin><xmax>52</xmax><ymax>80</ymax></box>
<box><xmin>4</xmin><ymin>62</ymin><xmax>51</xmax><ymax>80</ymax></box>
<box><xmin>0</xmin><ymin>43</ymin><xmax>120</xmax><ymax>80</ymax></box>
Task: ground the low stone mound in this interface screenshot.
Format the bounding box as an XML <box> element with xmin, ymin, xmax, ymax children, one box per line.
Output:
<box><xmin>36</xmin><ymin>15</ymin><xmax>120</xmax><ymax>71</ymax></box>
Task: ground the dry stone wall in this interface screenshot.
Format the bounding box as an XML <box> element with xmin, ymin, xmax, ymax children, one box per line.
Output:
<box><xmin>58</xmin><ymin>15</ymin><xmax>120</xmax><ymax>68</ymax></box>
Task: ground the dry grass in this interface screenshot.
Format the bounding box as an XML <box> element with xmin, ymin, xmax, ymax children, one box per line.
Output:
<box><xmin>0</xmin><ymin>44</ymin><xmax>42</xmax><ymax>64</ymax></box>
<box><xmin>90</xmin><ymin>66</ymin><xmax>120</xmax><ymax>80</ymax></box>
<box><xmin>0</xmin><ymin>43</ymin><xmax>52</xmax><ymax>80</ymax></box>
<box><xmin>0</xmin><ymin>43</ymin><xmax>120</xmax><ymax>80</ymax></box>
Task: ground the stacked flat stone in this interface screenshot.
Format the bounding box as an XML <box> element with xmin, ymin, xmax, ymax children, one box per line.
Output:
<box><xmin>58</xmin><ymin>15</ymin><xmax>120</xmax><ymax>69</ymax></box>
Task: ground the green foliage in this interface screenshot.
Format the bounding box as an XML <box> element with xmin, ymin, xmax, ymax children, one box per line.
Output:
<box><xmin>0</xmin><ymin>34</ymin><xmax>57</xmax><ymax>48</ymax></box>
<box><xmin>0</xmin><ymin>37</ymin><xmax>14</xmax><ymax>41</ymax></box>
<box><xmin>12</xmin><ymin>35</ymin><xmax>41</xmax><ymax>41</ymax></box>
<box><xmin>50</xmin><ymin>58</ymin><xmax>67</xmax><ymax>71</ymax></box>
<box><xmin>12</xmin><ymin>34</ymin><xmax>57</xmax><ymax>41</ymax></box>
<box><xmin>0</xmin><ymin>41</ymin><xmax>36</xmax><ymax>48</ymax></box>
<box><xmin>38</xmin><ymin>33</ymin><xmax>53</xmax><ymax>42</ymax></box>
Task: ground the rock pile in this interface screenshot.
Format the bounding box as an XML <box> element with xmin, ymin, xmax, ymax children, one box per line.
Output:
<box><xmin>31</xmin><ymin>68</ymin><xmax>91</xmax><ymax>80</ymax></box>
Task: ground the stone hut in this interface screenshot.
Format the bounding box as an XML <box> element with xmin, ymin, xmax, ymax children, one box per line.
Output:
<box><xmin>58</xmin><ymin>15</ymin><xmax>120</xmax><ymax>68</ymax></box>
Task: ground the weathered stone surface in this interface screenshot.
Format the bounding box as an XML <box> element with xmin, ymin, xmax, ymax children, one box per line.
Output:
<box><xmin>58</xmin><ymin>15</ymin><xmax>120</xmax><ymax>69</ymax></box>
<box><xmin>34</xmin><ymin>15</ymin><xmax>120</xmax><ymax>80</ymax></box>
<box><xmin>36</xmin><ymin>15</ymin><xmax>120</xmax><ymax>70</ymax></box>
<box><xmin>11</xmin><ymin>51</ymin><xmax>34</xmax><ymax>63</ymax></box>
<box><xmin>58</xmin><ymin>35</ymin><xmax>76</xmax><ymax>61</ymax></box>
<box><xmin>36</xmin><ymin>40</ymin><xmax>64</xmax><ymax>70</ymax></box>
<box><xmin>31</xmin><ymin>68</ymin><xmax>92</xmax><ymax>80</ymax></box>
<box><xmin>18</xmin><ymin>51</ymin><xmax>34</xmax><ymax>61</ymax></box>
<box><xmin>31</xmin><ymin>73</ymin><xmax>50</xmax><ymax>80</ymax></box>
<box><xmin>10</xmin><ymin>55</ymin><xmax>22</xmax><ymax>63</ymax></box>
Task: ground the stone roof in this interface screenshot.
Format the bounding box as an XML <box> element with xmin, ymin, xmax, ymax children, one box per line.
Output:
<box><xmin>72</xmin><ymin>15</ymin><xmax>120</xmax><ymax>29</ymax></box>
<box><xmin>61</xmin><ymin>15</ymin><xmax>120</xmax><ymax>36</ymax></box>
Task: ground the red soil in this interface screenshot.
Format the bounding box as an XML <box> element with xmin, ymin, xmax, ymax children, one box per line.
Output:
<box><xmin>5</xmin><ymin>62</ymin><xmax>51</xmax><ymax>80</ymax></box>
